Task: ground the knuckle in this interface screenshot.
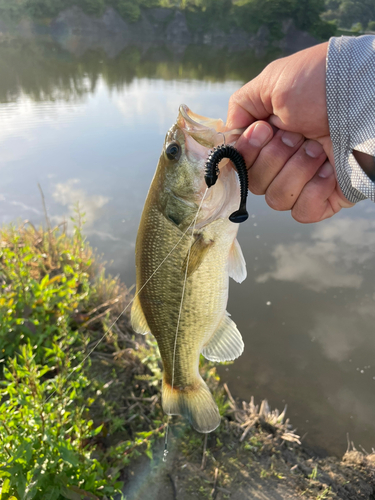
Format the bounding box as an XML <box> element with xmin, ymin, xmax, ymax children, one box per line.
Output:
<box><xmin>265</xmin><ymin>190</ymin><xmax>289</xmax><ymax>211</ymax></box>
<box><xmin>228</xmin><ymin>94</ymin><xmax>236</xmax><ymax>106</ymax></box>
<box><xmin>229</xmin><ymin>91</ymin><xmax>241</xmax><ymax>107</ymax></box>
<box><xmin>272</xmin><ymin>86</ymin><xmax>290</xmax><ymax>110</ymax></box>
<box><xmin>291</xmin><ymin>201</ymin><xmax>321</xmax><ymax>224</ymax></box>
<box><xmin>257</xmin><ymin>146</ymin><xmax>277</xmax><ymax>167</ymax></box>
<box><xmin>259</xmin><ymin>146</ymin><xmax>290</xmax><ymax>173</ymax></box>
<box><xmin>291</xmin><ymin>209</ymin><xmax>311</xmax><ymax>224</ymax></box>
<box><xmin>248</xmin><ymin>180</ymin><xmax>266</xmax><ymax>196</ymax></box>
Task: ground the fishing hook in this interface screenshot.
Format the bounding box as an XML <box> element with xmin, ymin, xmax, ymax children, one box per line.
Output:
<box><xmin>204</xmin><ymin>144</ymin><xmax>249</xmax><ymax>223</ymax></box>
<box><xmin>217</xmin><ymin>131</ymin><xmax>226</xmax><ymax>146</ymax></box>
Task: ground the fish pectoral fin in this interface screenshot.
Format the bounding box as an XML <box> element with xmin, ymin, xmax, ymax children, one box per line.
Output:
<box><xmin>162</xmin><ymin>375</ymin><xmax>220</xmax><ymax>433</ymax></box>
<box><xmin>228</xmin><ymin>238</ymin><xmax>247</xmax><ymax>283</ymax></box>
<box><xmin>201</xmin><ymin>311</ymin><xmax>244</xmax><ymax>362</ymax></box>
<box><xmin>130</xmin><ymin>294</ymin><xmax>150</xmax><ymax>335</ymax></box>
<box><xmin>183</xmin><ymin>233</ymin><xmax>214</xmax><ymax>277</ymax></box>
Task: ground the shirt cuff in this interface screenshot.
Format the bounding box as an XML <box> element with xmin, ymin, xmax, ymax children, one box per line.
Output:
<box><xmin>326</xmin><ymin>36</ymin><xmax>375</xmax><ymax>203</ymax></box>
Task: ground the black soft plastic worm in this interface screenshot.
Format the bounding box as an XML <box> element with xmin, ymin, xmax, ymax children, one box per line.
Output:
<box><xmin>204</xmin><ymin>144</ymin><xmax>249</xmax><ymax>223</ymax></box>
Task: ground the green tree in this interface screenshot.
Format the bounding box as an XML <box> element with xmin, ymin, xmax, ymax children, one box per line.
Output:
<box><xmin>75</xmin><ymin>0</ymin><xmax>106</xmax><ymax>16</ymax></box>
<box><xmin>111</xmin><ymin>0</ymin><xmax>141</xmax><ymax>22</ymax></box>
<box><xmin>324</xmin><ymin>0</ymin><xmax>375</xmax><ymax>29</ymax></box>
<box><xmin>290</xmin><ymin>0</ymin><xmax>325</xmax><ymax>31</ymax></box>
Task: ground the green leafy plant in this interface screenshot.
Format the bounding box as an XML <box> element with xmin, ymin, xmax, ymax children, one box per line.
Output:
<box><xmin>0</xmin><ymin>221</ymin><xmax>92</xmax><ymax>364</ymax></box>
<box><xmin>309</xmin><ymin>464</ymin><xmax>318</xmax><ymax>480</ymax></box>
<box><xmin>0</xmin><ymin>343</ymin><xmax>122</xmax><ymax>499</ymax></box>
<box><xmin>0</xmin><ymin>216</ymin><xmax>128</xmax><ymax>499</ymax></box>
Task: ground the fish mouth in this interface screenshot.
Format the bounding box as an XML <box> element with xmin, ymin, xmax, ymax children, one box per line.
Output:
<box><xmin>177</xmin><ymin>104</ymin><xmax>225</xmax><ymax>149</ymax></box>
<box><xmin>178</xmin><ymin>104</ymin><xmax>244</xmax><ymax>145</ymax></box>
<box><xmin>177</xmin><ymin>104</ymin><xmax>228</xmax><ymax>169</ymax></box>
<box><xmin>177</xmin><ymin>104</ymin><xmax>244</xmax><ymax>161</ymax></box>
<box><xmin>174</xmin><ymin>105</ymin><xmax>241</xmax><ymax>226</ymax></box>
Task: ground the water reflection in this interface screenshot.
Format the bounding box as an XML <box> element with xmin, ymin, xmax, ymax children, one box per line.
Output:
<box><xmin>52</xmin><ymin>178</ymin><xmax>109</xmax><ymax>227</ymax></box>
<box><xmin>221</xmin><ymin>203</ymin><xmax>375</xmax><ymax>455</ymax></box>
<box><xmin>256</xmin><ymin>217</ymin><xmax>375</xmax><ymax>292</ymax></box>
<box><xmin>310</xmin><ymin>313</ymin><xmax>362</xmax><ymax>362</ymax></box>
<box><xmin>0</xmin><ymin>39</ymin><xmax>279</xmax><ymax>103</ymax></box>
<box><xmin>1</xmin><ymin>39</ymin><xmax>375</xmax><ymax>457</ymax></box>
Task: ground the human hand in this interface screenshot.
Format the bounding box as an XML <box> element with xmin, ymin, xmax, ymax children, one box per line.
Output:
<box><xmin>227</xmin><ymin>42</ymin><xmax>354</xmax><ymax>223</ymax></box>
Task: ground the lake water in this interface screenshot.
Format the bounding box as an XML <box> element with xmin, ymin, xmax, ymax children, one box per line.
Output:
<box><xmin>1</xmin><ymin>38</ymin><xmax>375</xmax><ymax>457</ymax></box>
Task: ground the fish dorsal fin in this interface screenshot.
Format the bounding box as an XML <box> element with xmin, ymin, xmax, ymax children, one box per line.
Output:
<box><xmin>183</xmin><ymin>233</ymin><xmax>214</xmax><ymax>278</ymax></box>
<box><xmin>228</xmin><ymin>238</ymin><xmax>247</xmax><ymax>283</ymax></box>
<box><xmin>130</xmin><ymin>294</ymin><xmax>150</xmax><ymax>335</ymax></box>
<box><xmin>201</xmin><ymin>311</ymin><xmax>244</xmax><ymax>362</ymax></box>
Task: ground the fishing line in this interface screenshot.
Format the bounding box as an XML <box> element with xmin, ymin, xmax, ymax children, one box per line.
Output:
<box><xmin>163</xmin><ymin>187</ymin><xmax>208</xmax><ymax>462</ymax></box>
<box><xmin>45</xmin><ymin>198</ymin><xmax>208</xmax><ymax>404</ymax></box>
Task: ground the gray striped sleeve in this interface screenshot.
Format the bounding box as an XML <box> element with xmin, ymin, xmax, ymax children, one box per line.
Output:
<box><xmin>326</xmin><ymin>35</ymin><xmax>375</xmax><ymax>203</ymax></box>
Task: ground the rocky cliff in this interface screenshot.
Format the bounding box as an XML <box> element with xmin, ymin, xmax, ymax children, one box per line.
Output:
<box><xmin>0</xmin><ymin>6</ymin><xmax>318</xmax><ymax>57</ymax></box>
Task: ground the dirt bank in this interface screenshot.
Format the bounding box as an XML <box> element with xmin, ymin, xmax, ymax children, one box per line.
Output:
<box><xmin>122</xmin><ymin>391</ymin><xmax>375</xmax><ymax>500</ymax></box>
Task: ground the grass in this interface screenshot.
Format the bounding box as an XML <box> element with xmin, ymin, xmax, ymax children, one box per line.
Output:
<box><xmin>0</xmin><ymin>208</ymin><xmax>167</xmax><ymax>499</ymax></box>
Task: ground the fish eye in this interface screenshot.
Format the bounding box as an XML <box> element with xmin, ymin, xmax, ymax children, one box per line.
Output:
<box><xmin>166</xmin><ymin>142</ymin><xmax>181</xmax><ymax>161</ymax></box>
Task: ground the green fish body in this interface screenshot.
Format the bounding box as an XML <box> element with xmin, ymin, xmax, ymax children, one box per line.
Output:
<box><xmin>131</xmin><ymin>105</ymin><xmax>246</xmax><ymax>433</ymax></box>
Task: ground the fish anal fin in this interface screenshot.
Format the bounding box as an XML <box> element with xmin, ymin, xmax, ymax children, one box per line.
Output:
<box><xmin>130</xmin><ymin>294</ymin><xmax>150</xmax><ymax>335</ymax></box>
<box><xmin>202</xmin><ymin>311</ymin><xmax>244</xmax><ymax>362</ymax></box>
<box><xmin>228</xmin><ymin>238</ymin><xmax>247</xmax><ymax>283</ymax></box>
<box><xmin>183</xmin><ymin>233</ymin><xmax>214</xmax><ymax>277</ymax></box>
<box><xmin>162</xmin><ymin>376</ymin><xmax>220</xmax><ymax>433</ymax></box>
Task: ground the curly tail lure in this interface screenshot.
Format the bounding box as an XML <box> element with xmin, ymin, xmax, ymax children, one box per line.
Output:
<box><xmin>204</xmin><ymin>144</ymin><xmax>249</xmax><ymax>223</ymax></box>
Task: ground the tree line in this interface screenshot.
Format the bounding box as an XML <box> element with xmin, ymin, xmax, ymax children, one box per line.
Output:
<box><xmin>0</xmin><ymin>0</ymin><xmax>338</xmax><ymax>40</ymax></box>
<box><xmin>323</xmin><ymin>0</ymin><xmax>375</xmax><ymax>32</ymax></box>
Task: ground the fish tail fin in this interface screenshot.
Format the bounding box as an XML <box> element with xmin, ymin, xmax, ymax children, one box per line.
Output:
<box><xmin>162</xmin><ymin>376</ymin><xmax>221</xmax><ymax>433</ymax></box>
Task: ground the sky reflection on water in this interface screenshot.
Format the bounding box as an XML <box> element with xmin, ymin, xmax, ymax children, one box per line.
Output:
<box><xmin>1</xmin><ymin>41</ymin><xmax>375</xmax><ymax>456</ymax></box>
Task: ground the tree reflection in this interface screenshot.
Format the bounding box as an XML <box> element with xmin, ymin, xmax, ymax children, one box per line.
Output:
<box><xmin>0</xmin><ymin>38</ymin><xmax>280</xmax><ymax>103</ymax></box>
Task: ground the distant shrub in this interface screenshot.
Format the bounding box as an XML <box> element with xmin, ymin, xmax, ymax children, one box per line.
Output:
<box><xmin>76</xmin><ymin>0</ymin><xmax>107</xmax><ymax>16</ymax></box>
<box><xmin>351</xmin><ymin>21</ymin><xmax>363</xmax><ymax>32</ymax></box>
<box><xmin>367</xmin><ymin>20</ymin><xmax>375</xmax><ymax>31</ymax></box>
<box><xmin>310</xmin><ymin>19</ymin><xmax>337</xmax><ymax>39</ymax></box>
<box><xmin>115</xmin><ymin>0</ymin><xmax>141</xmax><ymax>22</ymax></box>
<box><xmin>24</xmin><ymin>0</ymin><xmax>62</xmax><ymax>18</ymax></box>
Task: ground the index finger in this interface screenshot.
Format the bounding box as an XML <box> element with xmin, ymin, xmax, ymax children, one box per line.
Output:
<box><xmin>226</xmin><ymin>99</ymin><xmax>256</xmax><ymax>130</ymax></box>
<box><xmin>226</xmin><ymin>77</ymin><xmax>272</xmax><ymax>130</ymax></box>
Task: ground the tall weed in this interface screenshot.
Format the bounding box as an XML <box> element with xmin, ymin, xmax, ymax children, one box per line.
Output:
<box><xmin>0</xmin><ymin>219</ymin><xmax>124</xmax><ymax>499</ymax></box>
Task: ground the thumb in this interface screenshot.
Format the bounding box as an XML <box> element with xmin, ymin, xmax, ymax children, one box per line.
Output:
<box><xmin>226</xmin><ymin>72</ymin><xmax>273</xmax><ymax>130</ymax></box>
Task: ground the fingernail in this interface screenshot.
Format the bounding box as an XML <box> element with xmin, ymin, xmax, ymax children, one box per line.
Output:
<box><xmin>281</xmin><ymin>131</ymin><xmax>302</xmax><ymax>147</ymax></box>
<box><xmin>305</xmin><ymin>141</ymin><xmax>324</xmax><ymax>158</ymax></box>
<box><xmin>318</xmin><ymin>161</ymin><xmax>334</xmax><ymax>178</ymax></box>
<box><xmin>248</xmin><ymin>123</ymin><xmax>272</xmax><ymax>147</ymax></box>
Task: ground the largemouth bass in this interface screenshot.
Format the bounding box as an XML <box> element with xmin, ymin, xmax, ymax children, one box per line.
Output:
<box><xmin>131</xmin><ymin>105</ymin><xmax>246</xmax><ymax>433</ymax></box>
